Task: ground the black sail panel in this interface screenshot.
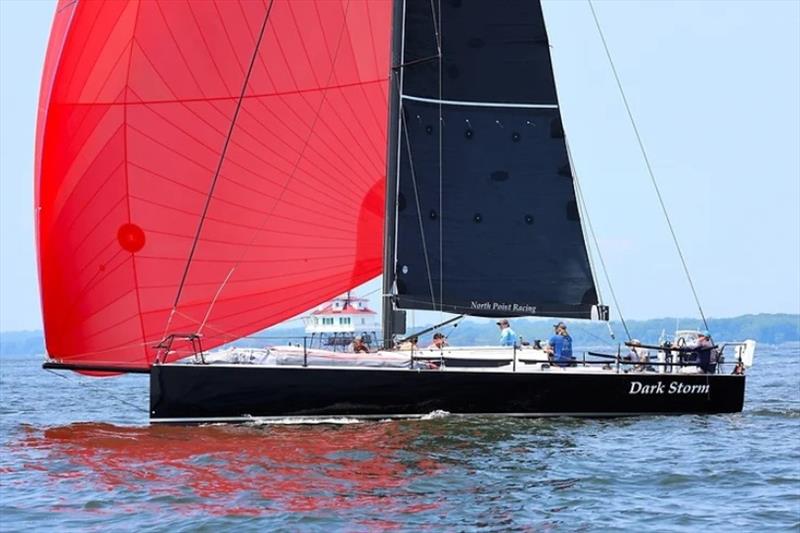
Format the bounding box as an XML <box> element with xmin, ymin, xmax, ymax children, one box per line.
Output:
<box><xmin>393</xmin><ymin>0</ymin><xmax>598</xmax><ymax>318</ymax></box>
<box><xmin>401</xmin><ymin>0</ymin><xmax>558</xmax><ymax>104</ymax></box>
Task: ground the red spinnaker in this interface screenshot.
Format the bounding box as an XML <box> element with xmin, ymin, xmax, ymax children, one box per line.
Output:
<box><xmin>35</xmin><ymin>0</ymin><xmax>390</xmax><ymax>369</ymax></box>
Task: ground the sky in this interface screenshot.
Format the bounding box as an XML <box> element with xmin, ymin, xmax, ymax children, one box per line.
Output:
<box><xmin>1</xmin><ymin>0</ymin><xmax>798</xmax><ymax>332</ymax></box>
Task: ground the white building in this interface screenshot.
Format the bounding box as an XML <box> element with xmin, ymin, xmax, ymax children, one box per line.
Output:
<box><xmin>303</xmin><ymin>295</ymin><xmax>379</xmax><ymax>336</ymax></box>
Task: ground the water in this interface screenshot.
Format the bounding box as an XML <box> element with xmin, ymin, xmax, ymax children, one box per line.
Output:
<box><xmin>1</xmin><ymin>349</ymin><xmax>798</xmax><ymax>531</ymax></box>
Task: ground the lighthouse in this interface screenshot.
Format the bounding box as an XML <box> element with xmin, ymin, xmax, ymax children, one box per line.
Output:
<box><xmin>303</xmin><ymin>294</ymin><xmax>379</xmax><ymax>350</ymax></box>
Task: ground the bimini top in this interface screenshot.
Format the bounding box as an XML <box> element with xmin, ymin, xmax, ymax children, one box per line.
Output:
<box><xmin>35</xmin><ymin>0</ymin><xmax>391</xmax><ymax>369</ymax></box>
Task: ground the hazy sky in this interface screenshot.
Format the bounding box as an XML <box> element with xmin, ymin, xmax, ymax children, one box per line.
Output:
<box><xmin>1</xmin><ymin>0</ymin><xmax>798</xmax><ymax>332</ymax></box>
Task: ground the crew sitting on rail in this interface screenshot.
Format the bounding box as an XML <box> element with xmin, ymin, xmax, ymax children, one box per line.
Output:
<box><xmin>397</xmin><ymin>336</ymin><xmax>418</xmax><ymax>351</ymax></box>
<box><xmin>547</xmin><ymin>321</ymin><xmax>575</xmax><ymax>367</ymax></box>
<box><xmin>352</xmin><ymin>335</ymin><xmax>370</xmax><ymax>354</ymax></box>
<box><xmin>428</xmin><ymin>332</ymin><xmax>448</xmax><ymax>350</ymax></box>
<box><xmin>624</xmin><ymin>339</ymin><xmax>650</xmax><ymax>372</ymax></box>
<box><xmin>497</xmin><ymin>319</ymin><xmax>519</xmax><ymax>347</ymax></box>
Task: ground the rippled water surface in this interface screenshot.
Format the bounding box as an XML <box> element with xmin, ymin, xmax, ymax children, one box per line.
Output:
<box><xmin>1</xmin><ymin>349</ymin><xmax>798</xmax><ymax>531</ymax></box>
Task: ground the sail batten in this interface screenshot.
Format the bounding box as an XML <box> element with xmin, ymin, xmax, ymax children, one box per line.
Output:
<box><xmin>401</xmin><ymin>95</ymin><xmax>559</xmax><ymax>109</ymax></box>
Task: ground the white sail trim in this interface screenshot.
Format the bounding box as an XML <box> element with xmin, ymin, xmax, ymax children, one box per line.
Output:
<box><xmin>401</xmin><ymin>94</ymin><xmax>558</xmax><ymax>109</ymax></box>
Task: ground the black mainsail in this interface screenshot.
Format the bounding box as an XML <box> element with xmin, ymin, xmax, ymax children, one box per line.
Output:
<box><xmin>387</xmin><ymin>0</ymin><xmax>600</xmax><ymax>320</ymax></box>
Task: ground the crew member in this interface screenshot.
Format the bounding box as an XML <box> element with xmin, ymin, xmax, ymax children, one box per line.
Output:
<box><xmin>397</xmin><ymin>336</ymin><xmax>418</xmax><ymax>350</ymax></box>
<box><xmin>547</xmin><ymin>321</ymin><xmax>574</xmax><ymax>367</ymax></box>
<box><xmin>497</xmin><ymin>319</ymin><xmax>519</xmax><ymax>347</ymax></box>
<box><xmin>352</xmin><ymin>335</ymin><xmax>370</xmax><ymax>354</ymax></box>
<box><xmin>625</xmin><ymin>339</ymin><xmax>650</xmax><ymax>372</ymax></box>
<box><xmin>689</xmin><ymin>330</ymin><xmax>716</xmax><ymax>373</ymax></box>
<box><xmin>428</xmin><ymin>332</ymin><xmax>447</xmax><ymax>349</ymax></box>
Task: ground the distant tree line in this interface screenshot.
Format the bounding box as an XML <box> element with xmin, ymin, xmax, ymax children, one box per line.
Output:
<box><xmin>2</xmin><ymin>314</ymin><xmax>798</xmax><ymax>356</ymax></box>
<box><xmin>0</xmin><ymin>330</ymin><xmax>45</xmax><ymax>357</ymax></box>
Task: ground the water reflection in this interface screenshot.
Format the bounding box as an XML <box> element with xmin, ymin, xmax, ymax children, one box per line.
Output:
<box><xmin>3</xmin><ymin>352</ymin><xmax>798</xmax><ymax>530</ymax></box>
<box><xmin>13</xmin><ymin>421</ymin><xmax>451</xmax><ymax>519</ymax></box>
<box><xmin>6</xmin><ymin>416</ymin><xmax>596</xmax><ymax>528</ymax></box>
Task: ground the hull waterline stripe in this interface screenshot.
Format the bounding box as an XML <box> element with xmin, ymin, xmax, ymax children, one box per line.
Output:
<box><xmin>150</xmin><ymin>412</ymin><xmax>705</xmax><ymax>424</ymax></box>
<box><xmin>401</xmin><ymin>94</ymin><xmax>558</xmax><ymax>109</ymax></box>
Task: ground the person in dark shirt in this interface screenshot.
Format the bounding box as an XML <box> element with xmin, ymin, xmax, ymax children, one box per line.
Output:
<box><xmin>689</xmin><ymin>330</ymin><xmax>716</xmax><ymax>373</ymax></box>
<box><xmin>547</xmin><ymin>321</ymin><xmax>574</xmax><ymax>367</ymax></box>
<box><xmin>352</xmin><ymin>335</ymin><xmax>370</xmax><ymax>354</ymax></box>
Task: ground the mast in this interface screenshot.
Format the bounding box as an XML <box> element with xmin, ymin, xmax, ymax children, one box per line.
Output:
<box><xmin>381</xmin><ymin>0</ymin><xmax>405</xmax><ymax>349</ymax></box>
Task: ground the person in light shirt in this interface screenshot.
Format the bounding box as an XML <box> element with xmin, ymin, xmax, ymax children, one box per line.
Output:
<box><xmin>397</xmin><ymin>336</ymin><xmax>418</xmax><ymax>351</ymax></box>
<box><xmin>625</xmin><ymin>339</ymin><xmax>650</xmax><ymax>372</ymax></box>
<box><xmin>496</xmin><ymin>319</ymin><xmax>519</xmax><ymax>347</ymax></box>
<box><xmin>428</xmin><ymin>332</ymin><xmax>447</xmax><ymax>349</ymax></box>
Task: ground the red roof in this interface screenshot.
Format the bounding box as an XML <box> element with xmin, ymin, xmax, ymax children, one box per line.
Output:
<box><xmin>311</xmin><ymin>302</ymin><xmax>377</xmax><ymax>315</ymax></box>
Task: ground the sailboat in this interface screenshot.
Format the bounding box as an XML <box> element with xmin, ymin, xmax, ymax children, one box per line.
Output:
<box><xmin>37</xmin><ymin>0</ymin><xmax>750</xmax><ymax>422</ymax></box>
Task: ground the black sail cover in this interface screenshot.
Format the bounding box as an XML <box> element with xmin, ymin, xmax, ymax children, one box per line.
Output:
<box><xmin>392</xmin><ymin>0</ymin><xmax>599</xmax><ymax>318</ymax></box>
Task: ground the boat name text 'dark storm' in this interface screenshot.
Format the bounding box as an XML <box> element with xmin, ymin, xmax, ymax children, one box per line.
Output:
<box><xmin>629</xmin><ymin>382</ymin><xmax>711</xmax><ymax>395</ymax></box>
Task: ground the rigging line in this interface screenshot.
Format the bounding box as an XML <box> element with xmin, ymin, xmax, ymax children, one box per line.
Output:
<box><xmin>564</xmin><ymin>142</ymin><xmax>604</xmax><ymax>307</ymax></box>
<box><xmin>567</xmin><ymin>140</ymin><xmax>630</xmax><ymax>341</ymax></box>
<box><xmin>193</xmin><ymin>0</ymin><xmax>359</xmax><ymax>337</ymax></box>
<box><xmin>587</xmin><ymin>0</ymin><xmax>709</xmax><ymax>331</ymax></box>
<box><xmin>46</xmin><ymin>338</ymin><xmax>161</xmax><ymax>359</ymax></box>
<box><xmin>400</xmin><ymin>102</ymin><xmax>438</xmax><ymax>310</ymax></box>
<box><xmin>44</xmin><ymin>368</ymin><xmax>149</xmax><ymax>414</ymax></box>
<box><xmin>585</xmin><ymin>229</ymin><xmax>628</xmax><ymax>340</ymax></box>
<box><xmin>212</xmin><ymin>2</ymin><xmax>356</xmax><ymax>280</ymax></box>
<box><xmin>393</xmin><ymin>54</ymin><xmax>440</xmax><ymax>70</ymax></box>
<box><xmin>565</xmin><ymin>322</ymin><xmax>618</xmax><ymax>348</ymax></box>
<box><xmin>197</xmin><ymin>267</ymin><xmax>235</xmax><ymax>336</ymax></box>
<box><xmin>165</xmin><ymin>0</ymin><xmax>275</xmax><ymax>339</ymax></box>
<box><xmin>433</xmin><ymin>0</ymin><xmax>443</xmax><ymax>320</ymax></box>
<box><xmin>397</xmin><ymin>314</ymin><xmax>464</xmax><ymax>344</ymax></box>
<box><xmin>429</xmin><ymin>0</ymin><xmax>442</xmax><ymax>54</ymax></box>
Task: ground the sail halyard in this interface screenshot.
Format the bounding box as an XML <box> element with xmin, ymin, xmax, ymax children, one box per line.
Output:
<box><xmin>391</xmin><ymin>0</ymin><xmax>601</xmax><ymax>321</ymax></box>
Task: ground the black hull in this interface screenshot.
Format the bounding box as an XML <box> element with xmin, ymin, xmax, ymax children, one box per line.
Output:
<box><xmin>149</xmin><ymin>364</ymin><xmax>745</xmax><ymax>423</ymax></box>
